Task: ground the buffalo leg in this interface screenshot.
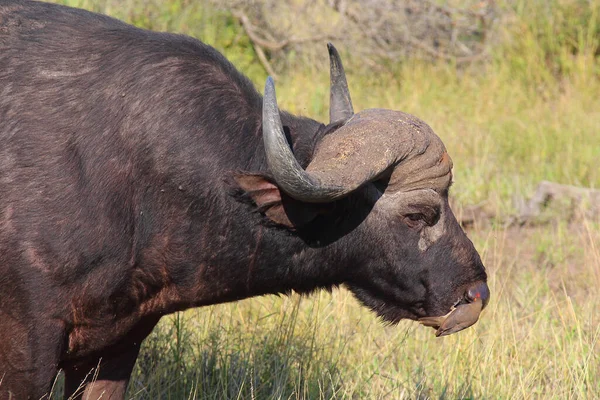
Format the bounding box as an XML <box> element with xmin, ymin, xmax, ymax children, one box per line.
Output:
<box><xmin>0</xmin><ymin>313</ymin><xmax>64</xmax><ymax>400</ymax></box>
<box><xmin>63</xmin><ymin>316</ymin><xmax>160</xmax><ymax>400</ymax></box>
<box><xmin>62</xmin><ymin>348</ymin><xmax>139</xmax><ymax>400</ymax></box>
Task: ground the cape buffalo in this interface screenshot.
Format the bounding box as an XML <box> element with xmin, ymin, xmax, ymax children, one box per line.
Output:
<box><xmin>0</xmin><ymin>0</ymin><xmax>489</xmax><ymax>398</ymax></box>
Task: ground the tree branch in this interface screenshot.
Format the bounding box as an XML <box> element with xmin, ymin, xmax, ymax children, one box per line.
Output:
<box><xmin>233</xmin><ymin>10</ymin><xmax>340</xmax><ymax>77</ymax></box>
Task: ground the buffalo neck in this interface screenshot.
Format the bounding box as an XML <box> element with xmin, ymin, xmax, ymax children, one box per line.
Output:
<box><xmin>125</xmin><ymin>115</ymin><xmax>345</xmax><ymax>315</ymax></box>
<box><xmin>130</xmin><ymin>205</ymin><xmax>349</xmax><ymax>315</ymax></box>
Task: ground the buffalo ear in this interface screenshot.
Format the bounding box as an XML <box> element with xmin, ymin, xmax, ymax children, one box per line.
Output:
<box><xmin>233</xmin><ymin>173</ymin><xmax>323</xmax><ymax>228</ymax></box>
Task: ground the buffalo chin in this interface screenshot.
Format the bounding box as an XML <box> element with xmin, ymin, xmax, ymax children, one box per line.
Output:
<box><xmin>347</xmin><ymin>284</ymin><xmax>428</xmax><ymax>324</ymax></box>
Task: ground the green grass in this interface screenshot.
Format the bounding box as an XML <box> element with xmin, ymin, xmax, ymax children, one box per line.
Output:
<box><xmin>43</xmin><ymin>0</ymin><xmax>600</xmax><ymax>398</ymax></box>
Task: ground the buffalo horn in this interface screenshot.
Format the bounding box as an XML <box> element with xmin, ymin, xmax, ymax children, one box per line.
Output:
<box><xmin>262</xmin><ymin>48</ymin><xmax>436</xmax><ymax>203</ymax></box>
<box><xmin>327</xmin><ymin>43</ymin><xmax>354</xmax><ymax>123</ymax></box>
<box><xmin>262</xmin><ymin>77</ymin><xmax>347</xmax><ymax>202</ymax></box>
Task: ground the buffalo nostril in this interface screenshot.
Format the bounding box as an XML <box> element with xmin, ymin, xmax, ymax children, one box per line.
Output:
<box><xmin>466</xmin><ymin>281</ymin><xmax>490</xmax><ymax>309</ymax></box>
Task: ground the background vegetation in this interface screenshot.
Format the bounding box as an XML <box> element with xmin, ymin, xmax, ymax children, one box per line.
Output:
<box><xmin>50</xmin><ymin>0</ymin><xmax>600</xmax><ymax>398</ymax></box>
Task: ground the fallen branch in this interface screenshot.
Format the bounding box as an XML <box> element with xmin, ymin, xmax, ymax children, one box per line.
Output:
<box><xmin>455</xmin><ymin>181</ymin><xmax>600</xmax><ymax>228</ymax></box>
<box><xmin>519</xmin><ymin>181</ymin><xmax>600</xmax><ymax>224</ymax></box>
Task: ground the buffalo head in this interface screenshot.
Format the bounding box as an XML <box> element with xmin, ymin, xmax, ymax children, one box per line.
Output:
<box><xmin>260</xmin><ymin>44</ymin><xmax>489</xmax><ymax>334</ymax></box>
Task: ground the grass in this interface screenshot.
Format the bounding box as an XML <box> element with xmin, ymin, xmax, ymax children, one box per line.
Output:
<box><xmin>42</xmin><ymin>0</ymin><xmax>600</xmax><ymax>398</ymax></box>
<box><xmin>120</xmin><ymin>222</ymin><xmax>600</xmax><ymax>399</ymax></box>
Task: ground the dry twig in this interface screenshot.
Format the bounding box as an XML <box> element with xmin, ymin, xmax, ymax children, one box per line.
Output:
<box><xmin>232</xmin><ymin>10</ymin><xmax>339</xmax><ymax>78</ymax></box>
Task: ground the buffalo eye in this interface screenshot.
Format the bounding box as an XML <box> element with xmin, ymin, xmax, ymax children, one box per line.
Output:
<box><xmin>403</xmin><ymin>208</ymin><xmax>440</xmax><ymax>230</ymax></box>
<box><xmin>403</xmin><ymin>213</ymin><xmax>427</xmax><ymax>230</ymax></box>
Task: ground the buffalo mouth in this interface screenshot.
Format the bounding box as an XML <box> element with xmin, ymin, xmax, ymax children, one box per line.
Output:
<box><xmin>419</xmin><ymin>281</ymin><xmax>490</xmax><ymax>337</ymax></box>
<box><xmin>348</xmin><ymin>280</ymin><xmax>489</xmax><ymax>334</ymax></box>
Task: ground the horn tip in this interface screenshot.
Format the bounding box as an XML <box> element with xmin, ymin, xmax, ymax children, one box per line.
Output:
<box><xmin>327</xmin><ymin>42</ymin><xmax>338</xmax><ymax>55</ymax></box>
<box><xmin>264</xmin><ymin>76</ymin><xmax>275</xmax><ymax>94</ymax></box>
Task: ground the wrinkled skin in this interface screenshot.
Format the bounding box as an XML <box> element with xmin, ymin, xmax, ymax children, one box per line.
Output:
<box><xmin>0</xmin><ymin>1</ymin><xmax>488</xmax><ymax>399</ymax></box>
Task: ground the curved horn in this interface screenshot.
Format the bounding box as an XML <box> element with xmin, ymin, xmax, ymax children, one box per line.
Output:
<box><xmin>263</xmin><ymin>92</ymin><xmax>446</xmax><ymax>203</ymax></box>
<box><xmin>328</xmin><ymin>43</ymin><xmax>354</xmax><ymax>123</ymax></box>
<box><xmin>262</xmin><ymin>77</ymin><xmax>347</xmax><ymax>202</ymax></box>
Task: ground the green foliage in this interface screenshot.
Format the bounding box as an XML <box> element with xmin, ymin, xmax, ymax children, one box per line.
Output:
<box><xmin>499</xmin><ymin>0</ymin><xmax>600</xmax><ymax>81</ymax></box>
